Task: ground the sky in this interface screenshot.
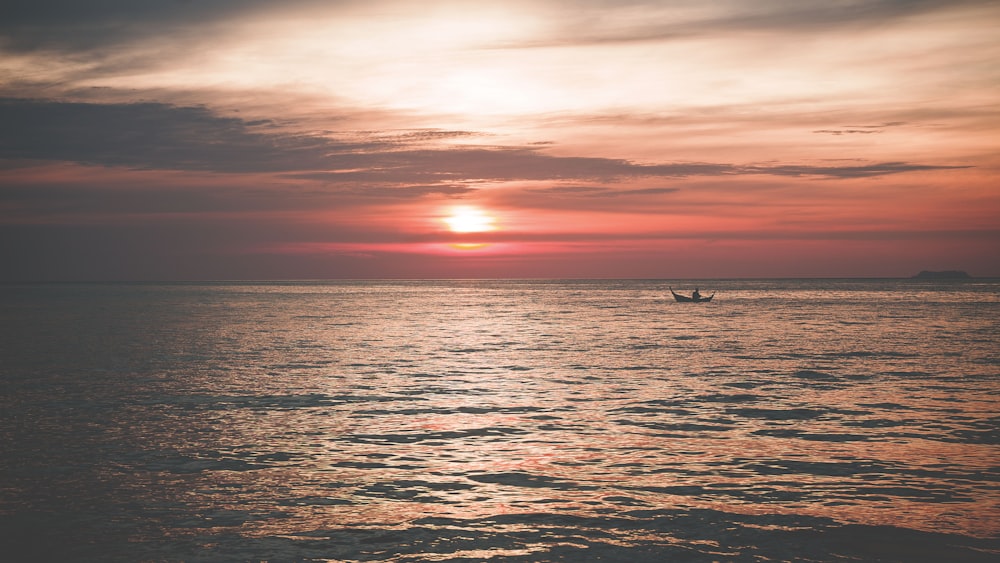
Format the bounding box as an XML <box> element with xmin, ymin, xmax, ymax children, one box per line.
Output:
<box><xmin>2</xmin><ymin>0</ymin><xmax>998</xmax><ymax>280</ymax></box>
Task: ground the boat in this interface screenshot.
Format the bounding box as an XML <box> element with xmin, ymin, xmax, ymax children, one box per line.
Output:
<box><xmin>670</xmin><ymin>287</ymin><xmax>714</xmax><ymax>303</ymax></box>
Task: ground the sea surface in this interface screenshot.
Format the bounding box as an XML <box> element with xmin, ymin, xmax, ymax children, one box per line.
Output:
<box><xmin>1</xmin><ymin>279</ymin><xmax>998</xmax><ymax>562</ymax></box>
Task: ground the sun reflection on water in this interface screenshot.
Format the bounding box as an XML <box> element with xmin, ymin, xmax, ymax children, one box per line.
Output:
<box><xmin>4</xmin><ymin>280</ymin><xmax>998</xmax><ymax>560</ymax></box>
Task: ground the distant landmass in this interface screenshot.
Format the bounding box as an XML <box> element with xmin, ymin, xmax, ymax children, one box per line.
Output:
<box><xmin>912</xmin><ymin>270</ymin><xmax>971</xmax><ymax>279</ymax></box>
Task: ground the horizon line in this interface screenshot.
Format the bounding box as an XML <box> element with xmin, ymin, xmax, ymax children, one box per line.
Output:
<box><xmin>2</xmin><ymin>274</ymin><xmax>987</xmax><ymax>284</ymax></box>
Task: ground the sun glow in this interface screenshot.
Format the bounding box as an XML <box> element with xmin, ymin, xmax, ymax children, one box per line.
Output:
<box><xmin>443</xmin><ymin>206</ymin><xmax>496</xmax><ymax>233</ymax></box>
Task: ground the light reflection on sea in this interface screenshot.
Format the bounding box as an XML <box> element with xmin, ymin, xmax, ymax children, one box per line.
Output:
<box><xmin>1</xmin><ymin>279</ymin><xmax>998</xmax><ymax>561</ymax></box>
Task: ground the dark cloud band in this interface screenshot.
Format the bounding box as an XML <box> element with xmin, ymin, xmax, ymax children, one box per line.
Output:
<box><xmin>0</xmin><ymin>99</ymin><xmax>967</xmax><ymax>182</ymax></box>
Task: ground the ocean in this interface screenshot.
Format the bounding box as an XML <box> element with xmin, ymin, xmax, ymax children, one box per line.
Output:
<box><xmin>1</xmin><ymin>279</ymin><xmax>998</xmax><ymax>562</ymax></box>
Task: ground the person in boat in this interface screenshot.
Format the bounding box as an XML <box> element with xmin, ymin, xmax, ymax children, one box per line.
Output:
<box><xmin>692</xmin><ymin>288</ymin><xmax>701</xmax><ymax>301</ymax></box>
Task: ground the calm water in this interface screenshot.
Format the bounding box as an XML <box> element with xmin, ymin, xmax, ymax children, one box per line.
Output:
<box><xmin>1</xmin><ymin>279</ymin><xmax>998</xmax><ymax>562</ymax></box>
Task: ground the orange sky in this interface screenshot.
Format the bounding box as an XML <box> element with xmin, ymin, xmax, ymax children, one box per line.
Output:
<box><xmin>1</xmin><ymin>0</ymin><xmax>998</xmax><ymax>279</ymax></box>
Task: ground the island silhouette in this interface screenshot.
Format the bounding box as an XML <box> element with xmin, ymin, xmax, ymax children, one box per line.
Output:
<box><xmin>912</xmin><ymin>270</ymin><xmax>971</xmax><ymax>279</ymax></box>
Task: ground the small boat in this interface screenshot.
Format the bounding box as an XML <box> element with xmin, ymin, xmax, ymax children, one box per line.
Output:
<box><xmin>670</xmin><ymin>287</ymin><xmax>714</xmax><ymax>303</ymax></box>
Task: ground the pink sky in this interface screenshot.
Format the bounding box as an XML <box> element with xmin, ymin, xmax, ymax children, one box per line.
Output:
<box><xmin>1</xmin><ymin>0</ymin><xmax>998</xmax><ymax>279</ymax></box>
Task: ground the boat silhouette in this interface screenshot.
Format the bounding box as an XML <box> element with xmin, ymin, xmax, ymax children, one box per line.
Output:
<box><xmin>670</xmin><ymin>287</ymin><xmax>714</xmax><ymax>303</ymax></box>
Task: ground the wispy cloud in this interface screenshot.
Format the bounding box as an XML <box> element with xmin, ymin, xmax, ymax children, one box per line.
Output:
<box><xmin>743</xmin><ymin>161</ymin><xmax>969</xmax><ymax>178</ymax></box>
<box><xmin>502</xmin><ymin>0</ymin><xmax>997</xmax><ymax>47</ymax></box>
<box><xmin>814</xmin><ymin>122</ymin><xmax>907</xmax><ymax>135</ymax></box>
<box><xmin>0</xmin><ymin>99</ymin><xmax>966</xmax><ymax>183</ymax></box>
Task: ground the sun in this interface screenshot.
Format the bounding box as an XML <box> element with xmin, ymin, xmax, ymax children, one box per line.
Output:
<box><xmin>443</xmin><ymin>205</ymin><xmax>496</xmax><ymax>233</ymax></box>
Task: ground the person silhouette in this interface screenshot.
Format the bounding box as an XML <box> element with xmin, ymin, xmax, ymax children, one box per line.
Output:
<box><xmin>692</xmin><ymin>288</ymin><xmax>701</xmax><ymax>301</ymax></box>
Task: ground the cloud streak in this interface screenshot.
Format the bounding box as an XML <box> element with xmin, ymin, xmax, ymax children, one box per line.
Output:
<box><xmin>0</xmin><ymin>99</ymin><xmax>967</xmax><ymax>183</ymax></box>
<box><xmin>498</xmin><ymin>0</ymin><xmax>997</xmax><ymax>48</ymax></box>
<box><xmin>7</xmin><ymin>1</ymin><xmax>989</xmax><ymax>52</ymax></box>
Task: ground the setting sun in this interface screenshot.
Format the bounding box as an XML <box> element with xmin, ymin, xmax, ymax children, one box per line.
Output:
<box><xmin>443</xmin><ymin>205</ymin><xmax>496</xmax><ymax>233</ymax></box>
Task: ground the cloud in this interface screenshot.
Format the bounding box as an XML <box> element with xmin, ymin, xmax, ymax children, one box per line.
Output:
<box><xmin>7</xmin><ymin>1</ymin><xmax>993</xmax><ymax>56</ymax></box>
<box><xmin>0</xmin><ymin>0</ymin><xmax>287</xmax><ymax>52</ymax></box>
<box><xmin>813</xmin><ymin>129</ymin><xmax>882</xmax><ymax>135</ymax></box>
<box><xmin>527</xmin><ymin>185</ymin><xmax>680</xmax><ymax>198</ymax></box>
<box><xmin>503</xmin><ymin>0</ymin><xmax>997</xmax><ymax>47</ymax></box>
<box><xmin>0</xmin><ymin>99</ymin><xmax>970</xmax><ymax>189</ymax></box>
<box><xmin>814</xmin><ymin>122</ymin><xmax>907</xmax><ymax>135</ymax></box>
<box><xmin>277</xmin><ymin>180</ymin><xmax>477</xmax><ymax>200</ymax></box>
<box><xmin>744</xmin><ymin>162</ymin><xmax>970</xmax><ymax>179</ymax></box>
<box><xmin>0</xmin><ymin>98</ymin><xmax>391</xmax><ymax>173</ymax></box>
